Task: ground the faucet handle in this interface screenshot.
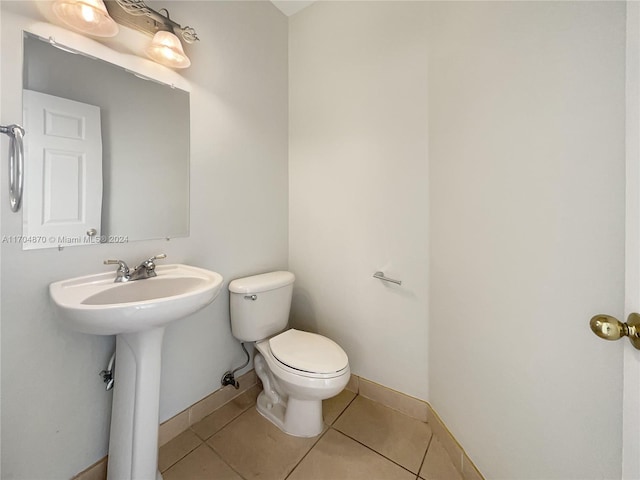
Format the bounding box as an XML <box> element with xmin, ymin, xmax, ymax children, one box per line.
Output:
<box><xmin>144</xmin><ymin>253</ymin><xmax>166</xmax><ymax>265</ymax></box>
<box><xmin>104</xmin><ymin>260</ymin><xmax>130</xmax><ymax>283</ymax></box>
<box><xmin>104</xmin><ymin>259</ymin><xmax>129</xmax><ymax>272</ymax></box>
<box><xmin>140</xmin><ymin>253</ymin><xmax>167</xmax><ymax>270</ymax></box>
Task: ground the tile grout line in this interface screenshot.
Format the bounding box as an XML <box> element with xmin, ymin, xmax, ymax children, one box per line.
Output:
<box><xmin>199</xmin><ymin>392</ymin><xmax>331</xmax><ymax>480</ymax></box>
<box><xmin>283</xmin><ymin>427</ymin><xmax>331</xmax><ymax>480</ymax></box>
<box><xmin>203</xmin><ymin>402</ymin><xmax>256</xmax><ymax>445</ymax></box>
<box><xmin>281</xmin><ymin>393</ymin><xmax>358</xmax><ymax>480</ymax></box>
<box><xmin>189</xmin><ymin>395</ymin><xmax>257</xmax><ymax>442</ymax></box>
<box><xmin>162</xmin><ymin>395</ymin><xmax>259</xmax><ymax>477</ymax></box>
<box><xmin>201</xmin><ymin>440</ymin><xmax>250</xmax><ymax>480</ymax></box>
<box><xmin>415</xmin><ymin>432</ymin><xmax>434</xmax><ymax>480</ymax></box>
<box><xmin>331</xmin><ymin>425</ymin><xmax>425</xmax><ymax>477</ymax></box>
<box><xmin>330</xmin><ymin>391</ymin><xmax>359</xmax><ymax>426</ymax></box>
<box><xmin>159</xmin><ymin>438</ymin><xmax>204</xmax><ymax>475</ymax></box>
<box><xmin>168</xmin><ymin>390</ymin><xmax>413</xmax><ymax>479</ymax></box>
<box><xmin>333</xmin><ymin>394</ymin><xmax>431</xmax><ymax>477</ymax></box>
<box><xmin>204</xmin><ymin>406</ymin><xmax>270</xmax><ymax>480</ymax></box>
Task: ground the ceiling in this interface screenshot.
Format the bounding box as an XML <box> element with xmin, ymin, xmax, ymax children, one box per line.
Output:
<box><xmin>270</xmin><ymin>1</ymin><xmax>315</xmax><ymax>16</ymax></box>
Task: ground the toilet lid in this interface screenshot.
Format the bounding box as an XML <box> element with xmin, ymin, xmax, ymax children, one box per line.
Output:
<box><xmin>269</xmin><ymin>329</ymin><xmax>348</xmax><ymax>374</ymax></box>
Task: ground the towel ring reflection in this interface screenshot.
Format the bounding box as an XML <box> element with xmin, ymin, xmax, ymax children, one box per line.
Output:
<box><xmin>1</xmin><ymin>124</ymin><xmax>25</xmax><ymax>212</ymax></box>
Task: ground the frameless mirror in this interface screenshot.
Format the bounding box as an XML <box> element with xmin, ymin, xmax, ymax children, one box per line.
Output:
<box><xmin>21</xmin><ymin>32</ymin><xmax>189</xmax><ymax>249</ymax></box>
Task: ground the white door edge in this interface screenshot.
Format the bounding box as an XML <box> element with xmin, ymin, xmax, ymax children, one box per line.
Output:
<box><xmin>623</xmin><ymin>2</ymin><xmax>640</xmax><ymax>478</ymax></box>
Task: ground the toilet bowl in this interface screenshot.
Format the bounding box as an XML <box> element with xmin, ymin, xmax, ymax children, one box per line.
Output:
<box><xmin>254</xmin><ymin>328</ymin><xmax>350</xmax><ymax>437</ymax></box>
<box><xmin>228</xmin><ymin>271</ymin><xmax>350</xmax><ymax>437</ymax></box>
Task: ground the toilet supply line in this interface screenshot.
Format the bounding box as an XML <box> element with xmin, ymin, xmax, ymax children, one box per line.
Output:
<box><xmin>221</xmin><ymin>341</ymin><xmax>250</xmax><ymax>389</ymax></box>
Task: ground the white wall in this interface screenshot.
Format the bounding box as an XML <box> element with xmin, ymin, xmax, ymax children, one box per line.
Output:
<box><xmin>0</xmin><ymin>1</ymin><xmax>287</xmax><ymax>478</ymax></box>
<box><xmin>290</xmin><ymin>1</ymin><xmax>625</xmax><ymax>478</ymax></box>
<box><xmin>428</xmin><ymin>2</ymin><xmax>625</xmax><ymax>479</ymax></box>
<box><xmin>289</xmin><ymin>1</ymin><xmax>430</xmax><ymax>401</ymax></box>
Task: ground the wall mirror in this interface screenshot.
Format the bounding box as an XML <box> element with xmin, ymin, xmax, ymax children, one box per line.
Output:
<box><xmin>21</xmin><ymin>32</ymin><xmax>190</xmax><ymax>249</ymax></box>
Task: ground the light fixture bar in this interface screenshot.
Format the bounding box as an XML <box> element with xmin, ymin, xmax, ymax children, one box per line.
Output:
<box><xmin>111</xmin><ymin>0</ymin><xmax>151</xmax><ymax>16</ymax></box>
<box><xmin>104</xmin><ymin>0</ymin><xmax>199</xmax><ymax>43</ymax></box>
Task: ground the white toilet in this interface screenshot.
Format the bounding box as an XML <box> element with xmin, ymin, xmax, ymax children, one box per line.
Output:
<box><xmin>229</xmin><ymin>271</ymin><xmax>350</xmax><ymax>437</ymax></box>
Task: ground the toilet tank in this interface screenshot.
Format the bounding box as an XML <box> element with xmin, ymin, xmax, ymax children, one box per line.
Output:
<box><xmin>229</xmin><ymin>271</ymin><xmax>295</xmax><ymax>342</ymax></box>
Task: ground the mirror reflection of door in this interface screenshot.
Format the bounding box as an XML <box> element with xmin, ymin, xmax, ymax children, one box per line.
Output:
<box><xmin>22</xmin><ymin>32</ymin><xmax>190</xmax><ymax>247</ymax></box>
<box><xmin>23</xmin><ymin>89</ymin><xmax>103</xmax><ymax>249</ymax></box>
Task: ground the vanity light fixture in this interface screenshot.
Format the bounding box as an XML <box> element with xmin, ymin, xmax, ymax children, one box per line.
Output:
<box><xmin>146</xmin><ymin>29</ymin><xmax>191</xmax><ymax>69</ymax></box>
<box><xmin>106</xmin><ymin>0</ymin><xmax>199</xmax><ymax>69</ymax></box>
<box><xmin>52</xmin><ymin>0</ymin><xmax>119</xmax><ymax>37</ymax></box>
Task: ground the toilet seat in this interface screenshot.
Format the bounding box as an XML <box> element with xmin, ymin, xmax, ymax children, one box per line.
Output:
<box><xmin>269</xmin><ymin>329</ymin><xmax>349</xmax><ymax>375</ymax></box>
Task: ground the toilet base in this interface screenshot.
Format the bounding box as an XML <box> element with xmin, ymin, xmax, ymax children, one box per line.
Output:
<box><xmin>256</xmin><ymin>390</ymin><xmax>324</xmax><ymax>438</ymax></box>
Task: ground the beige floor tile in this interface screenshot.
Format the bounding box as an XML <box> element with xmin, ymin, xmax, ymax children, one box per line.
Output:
<box><xmin>323</xmin><ymin>389</ymin><xmax>356</xmax><ymax>425</ymax></box>
<box><xmin>72</xmin><ymin>456</ymin><xmax>107</xmax><ymax>480</ymax></box>
<box><xmin>158</xmin><ymin>409</ymin><xmax>190</xmax><ymax>447</ymax></box>
<box><xmin>288</xmin><ymin>429</ymin><xmax>415</xmax><ymax>480</ymax></box>
<box><xmin>345</xmin><ymin>374</ymin><xmax>359</xmax><ymax>393</ymax></box>
<box><xmin>192</xmin><ymin>384</ymin><xmax>261</xmax><ymax>440</ymax></box>
<box><xmin>420</xmin><ymin>437</ymin><xmax>462</xmax><ymax>480</ymax></box>
<box><xmin>163</xmin><ymin>444</ymin><xmax>242</xmax><ymax>480</ymax></box>
<box><xmin>158</xmin><ymin>429</ymin><xmax>203</xmax><ymax>472</ymax></box>
<box><xmin>207</xmin><ymin>407</ymin><xmax>321</xmax><ymax>480</ymax></box>
<box><xmin>462</xmin><ymin>454</ymin><xmax>484</xmax><ymax>480</ymax></box>
<box><xmin>427</xmin><ymin>408</ymin><xmax>463</xmax><ymax>471</ymax></box>
<box><xmin>334</xmin><ymin>395</ymin><xmax>432</xmax><ymax>474</ymax></box>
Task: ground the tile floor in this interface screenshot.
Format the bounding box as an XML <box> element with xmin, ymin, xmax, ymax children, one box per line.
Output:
<box><xmin>159</xmin><ymin>385</ymin><xmax>462</xmax><ymax>480</ymax></box>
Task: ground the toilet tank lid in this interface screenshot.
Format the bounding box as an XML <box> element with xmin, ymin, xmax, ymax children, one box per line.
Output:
<box><xmin>229</xmin><ymin>271</ymin><xmax>295</xmax><ymax>294</ymax></box>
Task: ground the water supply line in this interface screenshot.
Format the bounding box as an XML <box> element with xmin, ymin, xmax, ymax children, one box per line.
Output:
<box><xmin>100</xmin><ymin>351</ymin><xmax>116</xmax><ymax>391</ymax></box>
<box><xmin>221</xmin><ymin>342</ymin><xmax>250</xmax><ymax>389</ymax></box>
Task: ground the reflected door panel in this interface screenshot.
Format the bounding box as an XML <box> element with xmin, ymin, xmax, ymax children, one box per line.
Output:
<box><xmin>23</xmin><ymin>89</ymin><xmax>103</xmax><ymax>249</ymax></box>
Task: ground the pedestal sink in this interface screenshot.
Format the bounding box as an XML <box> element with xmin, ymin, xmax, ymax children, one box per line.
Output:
<box><xmin>50</xmin><ymin>264</ymin><xmax>224</xmax><ymax>480</ymax></box>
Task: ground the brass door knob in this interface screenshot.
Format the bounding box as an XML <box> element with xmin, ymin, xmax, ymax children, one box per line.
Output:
<box><xmin>590</xmin><ymin>313</ymin><xmax>640</xmax><ymax>349</ymax></box>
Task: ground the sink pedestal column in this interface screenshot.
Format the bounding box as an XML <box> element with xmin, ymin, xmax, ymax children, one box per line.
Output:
<box><xmin>107</xmin><ymin>327</ymin><xmax>165</xmax><ymax>480</ymax></box>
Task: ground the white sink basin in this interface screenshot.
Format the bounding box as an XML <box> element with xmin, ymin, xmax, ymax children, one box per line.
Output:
<box><xmin>50</xmin><ymin>264</ymin><xmax>223</xmax><ymax>335</ymax></box>
<box><xmin>50</xmin><ymin>263</ymin><xmax>224</xmax><ymax>480</ymax></box>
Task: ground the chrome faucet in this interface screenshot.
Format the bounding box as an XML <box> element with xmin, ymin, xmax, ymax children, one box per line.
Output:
<box><xmin>104</xmin><ymin>254</ymin><xmax>166</xmax><ymax>283</ymax></box>
<box><xmin>130</xmin><ymin>254</ymin><xmax>167</xmax><ymax>281</ymax></box>
<box><xmin>103</xmin><ymin>259</ymin><xmax>130</xmax><ymax>283</ymax></box>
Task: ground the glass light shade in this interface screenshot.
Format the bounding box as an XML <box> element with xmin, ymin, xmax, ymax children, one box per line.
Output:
<box><xmin>146</xmin><ymin>31</ymin><xmax>191</xmax><ymax>69</ymax></box>
<box><xmin>52</xmin><ymin>0</ymin><xmax>119</xmax><ymax>37</ymax></box>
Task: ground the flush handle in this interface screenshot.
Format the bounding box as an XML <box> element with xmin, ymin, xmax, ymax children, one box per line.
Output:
<box><xmin>244</xmin><ymin>295</ymin><xmax>257</xmax><ymax>301</ymax></box>
<box><xmin>590</xmin><ymin>313</ymin><xmax>640</xmax><ymax>350</ymax></box>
